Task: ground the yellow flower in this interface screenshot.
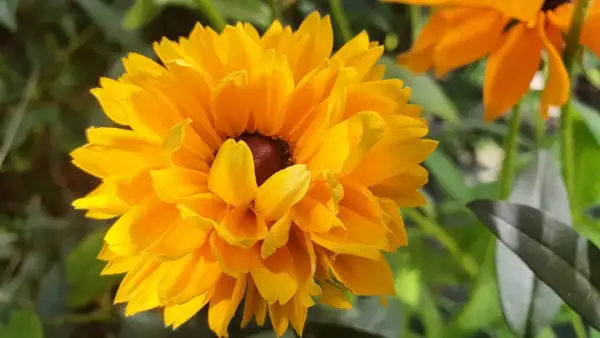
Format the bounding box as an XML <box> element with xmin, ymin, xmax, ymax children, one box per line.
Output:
<box><xmin>71</xmin><ymin>12</ymin><xmax>436</xmax><ymax>337</ymax></box>
<box><xmin>384</xmin><ymin>0</ymin><xmax>600</xmax><ymax>121</ymax></box>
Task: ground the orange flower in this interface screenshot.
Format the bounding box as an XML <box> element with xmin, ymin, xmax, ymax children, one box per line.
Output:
<box><xmin>384</xmin><ymin>0</ymin><xmax>600</xmax><ymax>121</ymax></box>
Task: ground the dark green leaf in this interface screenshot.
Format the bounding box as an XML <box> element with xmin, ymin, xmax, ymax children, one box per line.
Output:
<box><xmin>66</xmin><ymin>229</ymin><xmax>119</xmax><ymax>308</ymax></box>
<box><xmin>424</xmin><ymin>149</ymin><xmax>471</xmax><ymax>202</ymax></box>
<box><xmin>495</xmin><ymin>150</ymin><xmax>568</xmax><ymax>337</ymax></box>
<box><xmin>155</xmin><ymin>0</ymin><xmax>272</xmax><ymax>27</ymax></box>
<box><xmin>0</xmin><ymin>0</ymin><xmax>19</xmax><ymax>31</ymax></box>
<box><xmin>0</xmin><ymin>309</ymin><xmax>43</xmax><ymax>338</ymax></box>
<box><xmin>468</xmin><ymin>199</ymin><xmax>600</xmax><ymax>330</ymax></box>
<box><xmin>306</xmin><ymin>296</ymin><xmax>403</xmax><ymax>338</ymax></box>
<box><xmin>380</xmin><ymin>56</ymin><xmax>459</xmax><ymax>124</ymax></box>
<box><xmin>123</xmin><ymin>0</ymin><xmax>162</xmax><ymax>29</ymax></box>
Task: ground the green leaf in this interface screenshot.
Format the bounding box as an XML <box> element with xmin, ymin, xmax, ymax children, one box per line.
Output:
<box><xmin>380</xmin><ymin>56</ymin><xmax>459</xmax><ymax>124</ymax></box>
<box><xmin>467</xmin><ymin>199</ymin><xmax>600</xmax><ymax>330</ymax></box>
<box><xmin>0</xmin><ymin>0</ymin><xmax>19</xmax><ymax>31</ymax></box>
<box><xmin>447</xmin><ymin>236</ymin><xmax>502</xmax><ymax>337</ymax></box>
<box><xmin>495</xmin><ymin>150</ymin><xmax>568</xmax><ymax>337</ymax></box>
<box><xmin>66</xmin><ymin>229</ymin><xmax>119</xmax><ymax>307</ymax></box>
<box><xmin>155</xmin><ymin>0</ymin><xmax>272</xmax><ymax>27</ymax></box>
<box><xmin>0</xmin><ymin>310</ymin><xmax>43</xmax><ymax>338</ymax></box>
<box><xmin>424</xmin><ymin>149</ymin><xmax>471</xmax><ymax>202</ymax></box>
<box><xmin>574</xmin><ymin>100</ymin><xmax>600</xmax><ymax>145</ymax></box>
<box><xmin>73</xmin><ymin>0</ymin><xmax>148</xmax><ymax>53</ymax></box>
<box><xmin>212</xmin><ymin>0</ymin><xmax>271</xmax><ymax>28</ymax></box>
<box><xmin>123</xmin><ymin>0</ymin><xmax>162</xmax><ymax>29</ymax></box>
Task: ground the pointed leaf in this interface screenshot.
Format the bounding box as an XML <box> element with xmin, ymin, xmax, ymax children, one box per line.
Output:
<box><xmin>468</xmin><ymin>199</ymin><xmax>600</xmax><ymax>330</ymax></box>
<box><xmin>496</xmin><ymin>151</ymin><xmax>569</xmax><ymax>337</ymax></box>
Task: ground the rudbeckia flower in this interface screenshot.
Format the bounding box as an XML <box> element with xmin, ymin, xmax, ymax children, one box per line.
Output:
<box><xmin>383</xmin><ymin>0</ymin><xmax>600</xmax><ymax>121</ymax></box>
<box><xmin>71</xmin><ymin>11</ymin><xmax>436</xmax><ymax>338</ymax></box>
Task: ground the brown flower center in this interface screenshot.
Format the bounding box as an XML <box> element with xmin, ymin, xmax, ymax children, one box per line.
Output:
<box><xmin>542</xmin><ymin>0</ymin><xmax>571</xmax><ymax>11</ymax></box>
<box><xmin>238</xmin><ymin>133</ymin><xmax>291</xmax><ymax>186</ymax></box>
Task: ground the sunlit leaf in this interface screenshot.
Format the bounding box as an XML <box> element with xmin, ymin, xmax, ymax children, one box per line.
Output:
<box><xmin>468</xmin><ymin>200</ymin><xmax>600</xmax><ymax>330</ymax></box>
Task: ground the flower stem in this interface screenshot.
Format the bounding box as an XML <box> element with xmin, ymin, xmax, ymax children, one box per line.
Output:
<box><xmin>268</xmin><ymin>0</ymin><xmax>284</xmax><ymax>23</ymax></box>
<box><xmin>330</xmin><ymin>0</ymin><xmax>353</xmax><ymax>43</ymax></box>
<box><xmin>409</xmin><ymin>5</ymin><xmax>422</xmax><ymax>40</ymax></box>
<box><xmin>561</xmin><ymin>0</ymin><xmax>590</xmax><ymax>214</ymax></box>
<box><xmin>403</xmin><ymin>208</ymin><xmax>478</xmax><ymax>277</ymax></box>
<box><xmin>498</xmin><ymin>103</ymin><xmax>522</xmax><ymax>199</ymax></box>
<box><xmin>195</xmin><ymin>0</ymin><xmax>227</xmax><ymax>32</ymax></box>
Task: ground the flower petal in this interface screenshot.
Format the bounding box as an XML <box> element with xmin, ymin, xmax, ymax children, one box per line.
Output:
<box><xmin>150</xmin><ymin>167</ymin><xmax>208</xmax><ymax>203</ymax></box>
<box><xmin>208</xmin><ymin>139</ymin><xmax>258</xmax><ymax>207</ymax></box>
<box><xmin>484</xmin><ymin>22</ymin><xmax>542</xmax><ymax>121</ymax></box>
<box><xmin>214</xmin><ymin>207</ymin><xmax>268</xmax><ymax>248</ymax></box>
<box><xmin>242</xmin><ymin>277</ymin><xmax>268</xmax><ymax>327</ymax></box>
<box><xmin>328</xmin><ymin>253</ymin><xmax>396</xmax><ymax>296</ymax></box>
<box><xmin>208</xmin><ymin>275</ymin><xmax>247</xmax><ymax>337</ymax></box>
<box><xmin>261</xmin><ymin>212</ymin><xmax>292</xmax><ymax>259</ymax></box>
<box><xmin>251</xmin><ymin>245</ymin><xmax>298</xmax><ymax>305</ymax></box>
<box><xmin>319</xmin><ymin>282</ymin><xmax>352</xmax><ymax>309</ymax></box>
<box><xmin>292</xmin><ymin>197</ymin><xmax>345</xmax><ymax>233</ymax></box>
<box><xmin>149</xmin><ymin>218</ymin><xmax>210</xmax><ymax>259</ymax></box>
<box><xmin>210</xmin><ymin>230</ymin><xmax>260</xmax><ymax>277</ymax></box>
<box><xmin>164</xmin><ymin>292</ymin><xmax>212</xmax><ymax>329</ymax></box>
<box><xmin>308</xmin><ymin>111</ymin><xmax>386</xmax><ymax>174</ymax></box>
<box><xmin>255</xmin><ymin>164</ymin><xmax>311</xmax><ymax>221</ymax></box>
<box><xmin>538</xmin><ymin>15</ymin><xmax>570</xmax><ymax>117</ymax></box>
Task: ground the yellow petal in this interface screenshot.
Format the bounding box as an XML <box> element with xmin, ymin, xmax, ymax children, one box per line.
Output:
<box><xmin>291</xmin><ymin>12</ymin><xmax>333</xmax><ymax>81</ymax></box>
<box><xmin>208</xmin><ymin>139</ymin><xmax>258</xmax><ymax>207</ymax></box>
<box><xmin>261</xmin><ymin>212</ymin><xmax>292</xmax><ymax>259</ymax></box>
<box><xmin>242</xmin><ymin>277</ymin><xmax>268</xmax><ymax>327</ymax></box>
<box><xmin>211</xmin><ymin>70</ymin><xmax>251</xmax><ymax>137</ymax></box>
<box><xmin>178</xmin><ymin>193</ymin><xmax>227</xmax><ymax>221</ymax></box>
<box><xmin>308</xmin><ymin>111</ymin><xmax>386</xmax><ymax>174</ymax></box>
<box><xmin>539</xmin><ymin>15</ymin><xmax>570</xmax><ymax>117</ymax></box>
<box><xmin>105</xmin><ymin>196</ymin><xmax>179</xmax><ymax>256</ymax></box>
<box><xmin>164</xmin><ymin>292</ymin><xmax>212</xmax><ymax>329</ymax></box>
<box><xmin>344</xmin><ymin>80</ymin><xmax>410</xmax><ymax>118</ymax></box>
<box><xmin>484</xmin><ymin>22</ymin><xmax>542</xmax><ymax>121</ymax></box>
<box><xmin>292</xmin><ymin>196</ymin><xmax>344</xmax><ymax>233</ymax></box>
<box><xmin>251</xmin><ymin>245</ymin><xmax>298</xmax><ymax>305</ymax></box>
<box><xmin>208</xmin><ymin>275</ymin><xmax>247</xmax><ymax>337</ymax></box>
<box><xmin>255</xmin><ymin>164</ymin><xmax>311</xmax><ymax>221</ymax></box>
<box><xmin>214</xmin><ymin>207</ymin><xmax>268</xmax><ymax>248</ymax></box>
<box><xmin>348</xmin><ymin>138</ymin><xmax>437</xmax><ymax>188</ymax></box>
<box><xmin>149</xmin><ymin>218</ymin><xmax>210</xmax><ymax>259</ymax></box>
<box><xmin>101</xmin><ymin>255</ymin><xmax>143</xmax><ymax>275</ymax></box>
<box><xmin>369</xmin><ymin>165</ymin><xmax>429</xmax><ymax>205</ymax></box>
<box><xmin>150</xmin><ymin>167</ymin><xmax>208</xmax><ymax>203</ymax></box>
<box><xmin>378</xmin><ymin>198</ymin><xmax>408</xmax><ymax>250</ymax></box>
<box><xmin>268</xmin><ymin>303</ymin><xmax>290</xmax><ymax>337</ymax></box>
<box><xmin>210</xmin><ymin>230</ymin><xmax>259</xmax><ymax>277</ymax></box>
<box><xmin>319</xmin><ymin>282</ymin><xmax>352</xmax><ymax>309</ymax></box>
<box><xmin>72</xmin><ymin>180</ymin><xmax>129</xmax><ymax>217</ymax></box>
<box><xmin>328</xmin><ymin>253</ymin><xmax>396</xmax><ymax>296</ymax></box>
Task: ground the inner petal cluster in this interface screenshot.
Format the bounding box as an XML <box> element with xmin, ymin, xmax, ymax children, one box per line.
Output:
<box><xmin>237</xmin><ymin>133</ymin><xmax>291</xmax><ymax>186</ymax></box>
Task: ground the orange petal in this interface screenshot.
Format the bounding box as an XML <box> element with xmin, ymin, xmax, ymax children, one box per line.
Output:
<box><xmin>483</xmin><ymin>22</ymin><xmax>543</xmax><ymax>121</ymax></box>
<box><xmin>538</xmin><ymin>15</ymin><xmax>570</xmax><ymax>118</ymax></box>
<box><xmin>328</xmin><ymin>253</ymin><xmax>396</xmax><ymax>296</ymax></box>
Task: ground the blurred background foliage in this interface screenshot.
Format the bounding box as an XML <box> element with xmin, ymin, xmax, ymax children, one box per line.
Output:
<box><xmin>1</xmin><ymin>0</ymin><xmax>600</xmax><ymax>337</ymax></box>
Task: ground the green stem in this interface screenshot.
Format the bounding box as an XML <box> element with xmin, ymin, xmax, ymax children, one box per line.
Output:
<box><xmin>409</xmin><ymin>5</ymin><xmax>422</xmax><ymax>40</ymax></box>
<box><xmin>330</xmin><ymin>0</ymin><xmax>353</xmax><ymax>43</ymax></box>
<box><xmin>268</xmin><ymin>0</ymin><xmax>284</xmax><ymax>23</ymax></box>
<box><xmin>561</xmin><ymin>0</ymin><xmax>590</xmax><ymax>215</ymax></box>
<box><xmin>403</xmin><ymin>208</ymin><xmax>478</xmax><ymax>277</ymax></box>
<box><xmin>195</xmin><ymin>0</ymin><xmax>227</xmax><ymax>32</ymax></box>
<box><xmin>498</xmin><ymin>103</ymin><xmax>522</xmax><ymax>199</ymax></box>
